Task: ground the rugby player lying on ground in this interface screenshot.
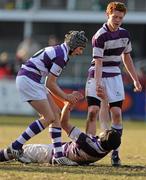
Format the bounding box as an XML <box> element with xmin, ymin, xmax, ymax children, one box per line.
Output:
<box><xmin>0</xmin><ymin>90</ymin><xmax>121</xmax><ymax>165</ymax></box>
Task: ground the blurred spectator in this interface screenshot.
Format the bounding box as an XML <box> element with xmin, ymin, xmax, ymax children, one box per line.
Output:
<box><xmin>15</xmin><ymin>37</ymin><xmax>41</xmax><ymax>73</ymax></box>
<box><xmin>0</xmin><ymin>51</ymin><xmax>13</xmax><ymax>79</ymax></box>
<box><xmin>48</xmin><ymin>34</ymin><xmax>59</xmax><ymax>46</ymax></box>
<box><xmin>16</xmin><ymin>37</ymin><xmax>41</xmax><ymax>62</ymax></box>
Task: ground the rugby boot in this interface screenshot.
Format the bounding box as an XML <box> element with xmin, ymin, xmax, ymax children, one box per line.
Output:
<box><xmin>9</xmin><ymin>144</ymin><xmax>31</xmax><ymax>164</ymax></box>
<box><xmin>111</xmin><ymin>150</ymin><xmax>121</xmax><ymax>167</ymax></box>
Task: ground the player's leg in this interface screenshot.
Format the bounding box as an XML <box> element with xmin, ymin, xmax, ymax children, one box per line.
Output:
<box><xmin>10</xmin><ymin>97</ymin><xmax>75</xmax><ymax>165</ymax></box>
<box><xmin>99</xmin><ymin>99</ymin><xmax>110</xmax><ymax>131</ymax></box>
<box><xmin>85</xmin><ymin>78</ymin><xmax>110</xmax><ymax>135</ymax></box>
<box><xmin>85</xmin><ymin>78</ymin><xmax>100</xmax><ymax>135</ymax></box>
<box><xmin>23</xmin><ymin>144</ymin><xmax>54</xmax><ymax>163</ymax></box>
<box><xmin>105</xmin><ymin>75</ymin><xmax>124</xmax><ymax>166</ymax></box>
<box><xmin>46</xmin><ymin>93</ymin><xmax>65</xmax><ymax>160</ymax></box>
<box><xmin>29</xmin><ymin>95</ymin><xmax>76</xmax><ymax>165</ymax></box>
<box><xmin>86</xmin><ymin>104</ymin><xmax>99</xmax><ymax>135</ymax></box>
<box><xmin>110</xmin><ymin>103</ymin><xmax>123</xmax><ymax>166</ymax></box>
<box><xmin>0</xmin><ymin>148</ymin><xmax>15</xmax><ymax>162</ymax></box>
<box><xmin>8</xmin><ymin>76</ymin><xmax>64</xmax><ymax>163</ymax></box>
<box><xmin>6</xmin><ymin>143</ymin><xmax>59</xmax><ymax>164</ymax></box>
<box><xmin>46</xmin><ymin>93</ymin><xmax>79</xmax><ymax>165</ymax></box>
<box><xmin>9</xmin><ymin>98</ymin><xmax>57</xmax><ymax>163</ymax></box>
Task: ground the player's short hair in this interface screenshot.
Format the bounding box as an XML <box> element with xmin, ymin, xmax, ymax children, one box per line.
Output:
<box><xmin>106</xmin><ymin>2</ymin><xmax>127</xmax><ymax>15</ymax></box>
<box><xmin>100</xmin><ymin>129</ymin><xmax>121</xmax><ymax>151</ymax></box>
<box><xmin>64</xmin><ymin>31</ymin><xmax>88</xmax><ymax>51</ymax></box>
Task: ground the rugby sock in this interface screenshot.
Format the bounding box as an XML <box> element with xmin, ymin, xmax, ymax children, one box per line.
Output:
<box><xmin>12</xmin><ymin>120</ymin><xmax>44</xmax><ymax>150</ymax></box>
<box><xmin>0</xmin><ymin>149</ymin><xmax>13</xmax><ymax>162</ymax></box>
<box><xmin>111</xmin><ymin>124</ymin><xmax>123</xmax><ymax>152</ymax></box>
<box><xmin>49</xmin><ymin>127</ymin><xmax>63</xmax><ymax>158</ymax></box>
<box><xmin>0</xmin><ymin>149</ymin><xmax>7</xmax><ymax>162</ymax></box>
<box><xmin>111</xmin><ymin>124</ymin><xmax>123</xmax><ymax>137</ymax></box>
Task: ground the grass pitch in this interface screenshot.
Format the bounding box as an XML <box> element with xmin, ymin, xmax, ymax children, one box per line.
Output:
<box><xmin>0</xmin><ymin>116</ymin><xmax>146</xmax><ymax>180</ymax></box>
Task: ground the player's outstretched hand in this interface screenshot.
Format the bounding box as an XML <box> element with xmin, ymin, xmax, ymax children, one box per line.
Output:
<box><xmin>66</xmin><ymin>91</ymin><xmax>84</xmax><ymax>104</ymax></box>
<box><xmin>72</xmin><ymin>91</ymin><xmax>84</xmax><ymax>101</ymax></box>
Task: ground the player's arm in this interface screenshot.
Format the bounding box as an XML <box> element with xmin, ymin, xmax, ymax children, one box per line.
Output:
<box><xmin>94</xmin><ymin>58</ymin><xmax>103</xmax><ymax>86</ymax></box>
<box><xmin>94</xmin><ymin>58</ymin><xmax>106</xmax><ymax>98</ymax></box>
<box><xmin>122</xmin><ymin>53</ymin><xmax>142</xmax><ymax>92</ymax></box>
<box><xmin>60</xmin><ymin>102</ymin><xmax>73</xmax><ymax>135</ymax></box>
<box><xmin>61</xmin><ymin>91</ymin><xmax>83</xmax><ymax>135</ymax></box>
<box><xmin>61</xmin><ymin>101</ymin><xmax>84</xmax><ymax>142</ymax></box>
<box><xmin>92</xmin><ymin>33</ymin><xmax>104</xmax><ymax>92</ymax></box>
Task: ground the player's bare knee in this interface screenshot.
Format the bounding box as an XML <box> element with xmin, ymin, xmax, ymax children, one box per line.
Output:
<box><xmin>110</xmin><ymin>107</ymin><xmax>121</xmax><ymax>120</ymax></box>
<box><xmin>88</xmin><ymin>108</ymin><xmax>99</xmax><ymax>122</ymax></box>
<box><xmin>39</xmin><ymin>118</ymin><xmax>49</xmax><ymax>128</ymax></box>
<box><xmin>41</xmin><ymin>115</ymin><xmax>56</xmax><ymax>127</ymax></box>
<box><xmin>111</xmin><ymin>111</ymin><xmax>122</xmax><ymax>124</ymax></box>
<box><xmin>88</xmin><ymin>111</ymin><xmax>97</xmax><ymax>121</ymax></box>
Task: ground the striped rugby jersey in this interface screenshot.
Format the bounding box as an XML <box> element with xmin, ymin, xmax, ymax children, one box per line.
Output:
<box><xmin>17</xmin><ymin>43</ymin><xmax>69</xmax><ymax>84</ymax></box>
<box><xmin>0</xmin><ymin>129</ymin><xmax>110</xmax><ymax>164</ymax></box>
<box><xmin>89</xmin><ymin>23</ymin><xmax>132</xmax><ymax>76</ymax></box>
<box><xmin>63</xmin><ymin>128</ymin><xmax>109</xmax><ymax>165</ymax></box>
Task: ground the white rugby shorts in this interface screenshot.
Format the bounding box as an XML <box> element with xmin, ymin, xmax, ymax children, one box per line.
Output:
<box><xmin>23</xmin><ymin>144</ymin><xmax>53</xmax><ymax>163</ymax></box>
<box><xmin>23</xmin><ymin>143</ymin><xmax>67</xmax><ymax>163</ymax></box>
<box><xmin>85</xmin><ymin>75</ymin><xmax>125</xmax><ymax>103</ymax></box>
<box><xmin>16</xmin><ymin>76</ymin><xmax>48</xmax><ymax>102</ymax></box>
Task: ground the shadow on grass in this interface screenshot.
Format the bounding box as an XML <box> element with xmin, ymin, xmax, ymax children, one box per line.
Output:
<box><xmin>0</xmin><ymin>162</ymin><xmax>146</xmax><ymax>177</ymax></box>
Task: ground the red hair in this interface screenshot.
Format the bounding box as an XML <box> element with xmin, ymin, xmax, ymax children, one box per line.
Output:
<box><xmin>106</xmin><ymin>2</ymin><xmax>127</xmax><ymax>15</ymax></box>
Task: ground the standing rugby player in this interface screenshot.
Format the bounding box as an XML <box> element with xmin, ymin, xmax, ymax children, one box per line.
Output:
<box><xmin>7</xmin><ymin>31</ymin><xmax>88</xmax><ymax>165</ymax></box>
<box><xmin>85</xmin><ymin>2</ymin><xmax>142</xmax><ymax>166</ymax></box>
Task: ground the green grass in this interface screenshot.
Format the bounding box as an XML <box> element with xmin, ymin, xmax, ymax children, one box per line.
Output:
<box><xmin>0</xmin><ymin>116</ymin><xmax>146</xmax><ymax>180</ymax></box>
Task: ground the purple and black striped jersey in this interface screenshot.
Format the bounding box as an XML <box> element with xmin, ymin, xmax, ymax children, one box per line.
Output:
<box><xmin>64</xmin><ymin>127</ymin><xmax>109</xmax><ymax>165</ymax></box>
<box><xmin>88</xmin><ymin>23</ymin><xmax>132</xmax><ymax>78</ymax></box>
<box><xmin>17</xmin><ymin>43</ymin><xmax>69</xmax><ymax>84</ymax></box>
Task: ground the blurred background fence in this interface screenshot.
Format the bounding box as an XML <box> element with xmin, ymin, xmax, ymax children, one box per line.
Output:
<box><xmin>0</xmin><ymin>0</ymin><xmax>146</xmax><ymax>120</ymax></box>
